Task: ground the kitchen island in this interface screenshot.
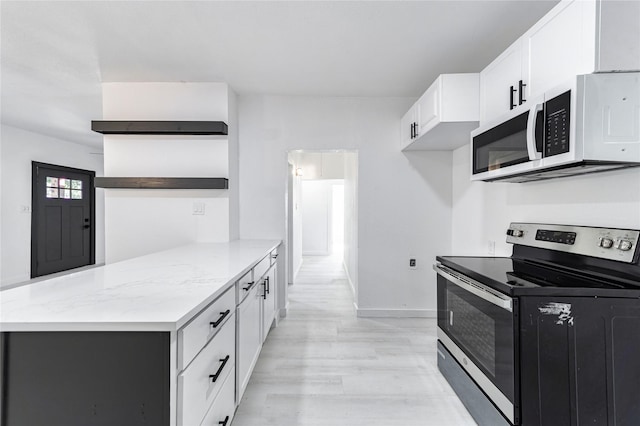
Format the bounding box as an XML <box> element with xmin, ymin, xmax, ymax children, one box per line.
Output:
<box><xmin>0</xmin><ymin>239</ymin><xmax>281</xmax><ymax>426</ymax></box>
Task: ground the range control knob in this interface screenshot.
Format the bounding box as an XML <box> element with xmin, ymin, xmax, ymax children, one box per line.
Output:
<box><xmin>617</xmin><ymin>240</ymin><xmax>633</xmax><ymax>251</ymax></box>
<box><xmin>507</xmin><ymin>229</ymin><xmax>524</xmax><ymax>237</ymax></box>
<box><xmin>599</xmin><ymin>237</ymin><xmax>614</xmax><ymax>249</ymax></box>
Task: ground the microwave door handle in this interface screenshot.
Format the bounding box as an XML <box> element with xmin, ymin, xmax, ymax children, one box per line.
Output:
<box><xmin>526</xmin><ymin>103</ymin><xmax>543</xmax><ymax>161</ymax></box>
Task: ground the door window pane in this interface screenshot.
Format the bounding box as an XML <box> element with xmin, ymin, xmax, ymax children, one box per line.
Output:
<box><xmin>45</xmin><ymin>176</ymin><xmax>84</xmax><ymax>200</ymax></box>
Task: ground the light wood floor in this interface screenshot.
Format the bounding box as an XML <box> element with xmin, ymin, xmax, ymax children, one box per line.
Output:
<box><xmin>232</xmin><ymin>255</ymin><xmax>477</xmax><ymax>426</ymax></box>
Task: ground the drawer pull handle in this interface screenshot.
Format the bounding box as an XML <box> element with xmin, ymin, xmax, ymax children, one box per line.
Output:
<box><xmin>243</xmin><ymin>281</ymin><xmax>254</xmax><ymax>291</ymax></box>
<box><xmin>262</xmin><ymin>279</ymin><xmax>267</xmax><ymax>300</ymax></box>
<box><xmin>266</xmin><ymin>276</ymin><xmax>270</xmax><ymax>294</ymax></box>
<box><xmin>271</xmin><ymin>253</ymin><xmax>278</xmax><ymax>259</ymax></box>
<box><xmin>219</xmin><ymin>416</ymin><xmax>230</xmax><ymax>426</ymax></box>
<box><xmin>210</xmin><ymin>310</ymin><xmax>231</xmax><ymax>328</ymax></box>
<box><xmin>209</xmin><ymin>355</ymin><xmax>230</xmax><ymax>383</ymax></box>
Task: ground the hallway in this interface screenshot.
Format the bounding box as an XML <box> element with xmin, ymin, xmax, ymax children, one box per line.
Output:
<box><xmin>232</xmin><ymin>255</ymin><xmax>476</xmax><ymax>426</ymax></box>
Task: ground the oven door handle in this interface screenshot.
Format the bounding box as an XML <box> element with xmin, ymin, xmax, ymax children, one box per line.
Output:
<box><xmin>434</xmin><ymin>264</ymin><xmax>513</xmax><ymax>312</ymax></box>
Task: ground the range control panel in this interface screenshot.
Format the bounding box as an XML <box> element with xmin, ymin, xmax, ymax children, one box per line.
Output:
<box><xmin>506</xmin><ymin>223</ymin><xmax>639</xmax><ymax>263</ymax></box>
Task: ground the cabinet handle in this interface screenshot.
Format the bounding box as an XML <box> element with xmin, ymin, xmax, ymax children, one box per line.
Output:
<box><xmin>209</xmin><ymin>355</ymin><xmax>230</xmax><ymax>383</ymax></box>
<box><xmin>218</xmin><ymin>416</ymin><xmax>230</xmax><ymax>426</ymax></box>
<box><xmin>210</xmin><ymin>310</ymin><xmax>230</xmax><ymax>329</ymax></box>
<box><xmin>243</xmin><ymin>281</ymin><xmax>254</xmax><ymax>291</ymax></box>
<box><xmin>510</xmin><ymin>85</ymin><xmax>517</xmax><ymax>110</ymax></box>
<box><xmin>262</xmin><ymin>279</ymin><xmax>267</xmax><ymax>300</ymax></box>
<box><xmin>518</xmin><ymin>80</ymin><xmax>526</xmax><ymax>105</ymax></box>
<box><xmin>271</xmin><ymin>253</ymin><xmax>278</xmax><ymax>259</ymax></box>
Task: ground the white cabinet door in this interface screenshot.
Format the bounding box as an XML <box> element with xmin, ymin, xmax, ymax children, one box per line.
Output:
<box><xmin>525</xmin><ymin>0</ymin><xmax>595</xmax><ymax>101</ymax></box>
<box><xmin>480</xmin><ymin>40</ymin><xmax>524</xmax><ymax>124</ymax></box>
<box><xmin>199</xmin><ymin>365</ymin><xmax>236</xmax><ymax>426</ymax></box>
<box><xmin>261</xmin><ymin>265</ymin><xmax>277</xmax><ymax>342</ymax></box>
<box><xmin>236</xmin><ymin>283</ymin><xmax>262</xmax><ymax>403</ymax></box>
<box><xmin>400</xmin><ymin>105</ymin><xmax>417</xmax><ymax>149</ymax></box>
<box><xmin>417</xmin><ymin>81</ymin><xmax>439</xmax><ymax>134</ymax></box>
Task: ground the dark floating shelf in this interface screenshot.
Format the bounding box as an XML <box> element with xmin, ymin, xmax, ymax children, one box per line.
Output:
<box><xmin>95</xmin><ymin>177</ymin><xmax>229</xmax><ymax>189</ymax></box>
<box><xmin>91</xmin><ymin>121</ymin><xmax>228</xmax><ymax>135</ymax></box>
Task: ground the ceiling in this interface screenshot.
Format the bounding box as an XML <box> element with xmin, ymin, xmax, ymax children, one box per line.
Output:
<box><xmin>1</xmin><ymin>0</ymin><xmax>558</xmax><ymax>148</ymax></box>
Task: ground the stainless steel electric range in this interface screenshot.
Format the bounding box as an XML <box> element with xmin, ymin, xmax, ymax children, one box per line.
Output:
<box><xmin>435</xmin><ymin>223</ymin><xmax>640</xmax><ymax>426</ymax></box>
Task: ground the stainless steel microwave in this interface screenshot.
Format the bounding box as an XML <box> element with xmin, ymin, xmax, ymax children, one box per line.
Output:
<box><xmin>470</xmin><ymin>72</ymin><xmax>640</xmax><ymax>183</ymax></box>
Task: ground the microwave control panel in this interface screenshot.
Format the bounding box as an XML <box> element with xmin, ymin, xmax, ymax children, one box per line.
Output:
<box><xmin>545</xmin><ymin>90</ymin><xmax>571</xmax><ymax>157</ymax></box>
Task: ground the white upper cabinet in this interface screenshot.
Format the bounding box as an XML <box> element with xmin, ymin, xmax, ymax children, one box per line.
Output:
<box><xmin>480</xmin><ymin>0</ymin><xmax>639</xmax><ymax>125</ymax></box>
<box><xmin>479</xmin><ymin>41</ymin><xmax>525</xmax><ymax>123</ymax></box>
<box><xmin>401</xmin><ymin>73</ymin><xmax>479</xmax><ymax>151</ymax></box>
<box><xmin>524</xmin><ymin>0</ymin><xmax>596</xmax><ymax>102</ymax></box>
<box><xmin>400</xmin><ymin>106</ymin><xmax>418</xmax><ymax>149</ymax></box>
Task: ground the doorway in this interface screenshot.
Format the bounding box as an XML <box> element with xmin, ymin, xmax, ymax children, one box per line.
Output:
<box><xmin>286</xmin><ymin>150</ymin><xmax>358</xmax><ymax>298</ymax></box>
<box><xmin>31</xmin><ymin>162</ymin><xmax>96</xmax><ymax>278</ymax></box>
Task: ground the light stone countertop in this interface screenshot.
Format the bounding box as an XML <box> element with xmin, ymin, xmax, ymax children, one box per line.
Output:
<box><xmin>0</xmin><ymin>240</ymin><xmax>280</xmax><ymax>332</ymax></box>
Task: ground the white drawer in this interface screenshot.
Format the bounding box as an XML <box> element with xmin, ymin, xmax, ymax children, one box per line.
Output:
<box><xmin>178</xmin><ymin>315</ymin><xmax>236</xmax><ymax>426</ymax></box>
<box><xmin>253</xmin><ymin>254</ymin><xmax>271</xmax><ymax>282</ymax></box>
<box><xmin>179</xmin><ymin>287</ymin><xmax>235</xmax><ymax>369</ymax></box>
<box><xmin>236</xmin><ymin>270</ymin><xmax>254</xmax><ymax>305</ymax></box>
<box><xmin>200</xmin><ymin>365</ymin><xmax>236</xmax><ymax>426</ymax></box>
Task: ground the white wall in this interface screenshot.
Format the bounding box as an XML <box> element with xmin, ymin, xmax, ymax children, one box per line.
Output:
<box><xmin>289</xmin><ymin>159</ymin><xmax>304</xmax><ymax>281</ymax></box>
<box><xmin>452</xmin><ymin>144</ymin><xmax>640</xmax><ymax>256</ymax></box>
<box><xmin>101</xmin><ymin>83</ymin><xmax>237</xmax><ymax>263</ymax></box>
<box><xmin>239</xmin><ymin>96</ymin><xmax>452</xmax><ymax>316</ymax></box>
<box><xmin>343</xmin><ymin>152</ymin><xmax>358</xmax><ymax>298</ymax></box>
<box><xmin>297</xmin><ymin>152</ymin><xmax>345</xmax><ymax>180</ymax></box>
<box><xmin>301</xmin><ymin>179</ymin><xmax>337</xmax><ymax>256</ymax></box>
<box><xmin>0</xmin><ymin>124</ymin><xmax>105</xmax><ymax>287</ymax></box>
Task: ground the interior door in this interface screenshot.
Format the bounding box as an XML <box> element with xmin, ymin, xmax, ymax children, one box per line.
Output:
<box><xmin>31</xmin><ymin>162</ymin><xmax>95</xmax><ymax>278</ymax></box>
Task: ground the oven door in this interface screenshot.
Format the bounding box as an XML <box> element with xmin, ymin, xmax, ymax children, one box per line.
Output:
<box><xmin>435</xmin><ymin>263</ymin><xmax>518</xmax><ymax>424</ymax></box>
<box><xmin>471</xmin><ymin>100</ymin><xmax>545</xmax><ymax>182</ymax></box>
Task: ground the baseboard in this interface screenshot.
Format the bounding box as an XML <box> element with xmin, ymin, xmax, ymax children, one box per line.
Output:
<box><xmin>278</xmin><ymin>306</ymin><xmax>288</xmax><ymax>319</ymax></box>
<box><xmin>356</xmin><ymin>308</ymin><xmax>437</xmax><ymax>318</ymax></box>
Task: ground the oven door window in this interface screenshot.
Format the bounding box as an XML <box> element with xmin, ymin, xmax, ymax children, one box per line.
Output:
<box><xmin>447</xmin><ymin>290</ymin><xmax>497</xmax><ymax>375</ymax></box>
<box><xmin>437</xmin><ymin>275</ymin><xmax>515</xmax><ymax>402</ymax></box>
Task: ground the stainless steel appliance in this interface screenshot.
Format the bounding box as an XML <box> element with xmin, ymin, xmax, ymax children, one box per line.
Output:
<box><xmin>470</xmin><ymin>72</ymin><xmax>640</xmax><ymax>182</ymax></box>
<box><xmin>435</xmin><ymin>223</ymin><xmax>640</xmax><ymax>425</ymax></box>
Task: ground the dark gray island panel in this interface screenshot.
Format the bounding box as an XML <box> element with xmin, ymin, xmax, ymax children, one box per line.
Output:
<box><xmin>1</xmin><ymin>332</ymin><xmax>170</xmax><ymax>426</ymax></box>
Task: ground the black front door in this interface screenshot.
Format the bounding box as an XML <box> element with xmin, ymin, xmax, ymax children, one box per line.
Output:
<box><xmin>31</xmin><ymin>162</ymin><xmax>95</xmax><ymax>278</ymax></box>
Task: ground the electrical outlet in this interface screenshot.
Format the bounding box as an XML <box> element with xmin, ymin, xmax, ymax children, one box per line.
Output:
<box><xmin>409</xmin><ymin>258</ymin><xmax>417</xmax><ymax>269</ymax></box>
<box><xmin>192</xmin><ymin>202</ymin><xmax>205</xmax><ymax>215</ymax></box>
<box><xmin>488</xmin><ymin>240</ymin><xmax>496</xmax><ymax>256</ymax></box>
